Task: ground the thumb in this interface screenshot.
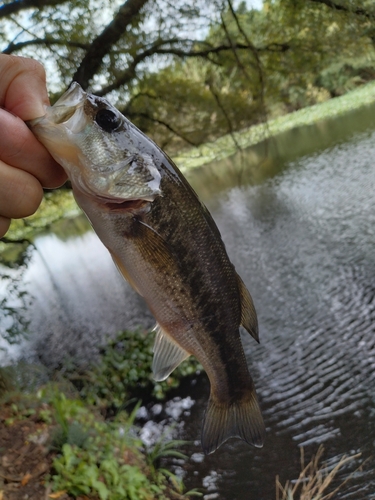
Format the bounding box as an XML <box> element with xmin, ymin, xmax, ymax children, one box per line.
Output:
<box><xmin>0</xmin><ymin>55</ymin><xmax>50</xmax><ymax>120</ymax></box>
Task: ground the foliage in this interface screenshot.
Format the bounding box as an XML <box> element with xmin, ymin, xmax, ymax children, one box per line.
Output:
<box><xmin>0</xmin><ymin>374</ymin><xmax>200</xmax><ymax>499</ymax></box>
<box><xmin>316</xmin><ymin>56</ymin><xmax>375</xmax><ymax>97</ymax></box>
<box><xmin>123</xmin><ymin>0</ymin><xmax>375</xmax><ymax>150</ymax></box>
<box><xmin>1</xmin><ymin>397</ymin><xmax>38</xmax><ymax>426</ymax></box>
<box><xmin>275</xmin><ymin>445</ymin><xmax>363</xmax><ymax>500</ymax></box>
<box><xmin>49</xmin><ymin>391</ymin><xmax>90</xmax><ymax>450</ymax></box>
<box><xmin>2</xmin><ymin>0</ymin><xmax>375</xmax><ymax>154</ymax></box>
<box><xmin>46</xmin><ymin>389</ymin><xmax>194</xmax><ymax>499</ymax></box>
<box><xmin>73</xmin><ymin>328</ymin><xmax>202</xmax><ymax>408</ymax></box>
<box><xmin>0</xmin><ymin>367</ymin><xmax>14</xmax><ymax>399</ymax></box>
<box><xmin>53</xmin><ymin>444</ymin><xmax>162</xmax><ymax>500</ymax></box>
<box><xmin>175</xmin><ymin>78</ymin><xmax>375</xmax><ymax>171</ymax></box>
<box><xmin>0</xmin><ymin>190</ymin><xmax>80</xmax><ymax>250</ymax></box>
<box><xmin>1</xmin><ymin>385</ymin><xmax>194</xmax><ymax>499</ymax></box>
<box><xmin>144</xmin><ymin>433</ymin><xmax>202</xmax><ymax>497</ymax></box>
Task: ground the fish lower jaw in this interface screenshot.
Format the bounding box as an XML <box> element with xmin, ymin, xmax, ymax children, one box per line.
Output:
<box><xmin>103</xmin><ymin>198</ymin><xmax>151</xmax><ymax>213</ymax></box>
<box><xmin>72</xmin><ymin>178</ymin><xmax>153</xmax><ymax>214</ymax></box>
<box><xmin>75</xmin><ymin>188</ymin><xmax>151</xmax><ymax>214</ymax></box>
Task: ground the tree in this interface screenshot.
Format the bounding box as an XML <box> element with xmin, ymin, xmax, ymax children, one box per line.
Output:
<box><xmin>0</xmin><ymin>0</ymin><xmax>266</xmax><ymax>148</ymax></box>
<box><xmin>1</xmin><ymin>0</ymin><xmax>375</xmax><ymax>152</ymax></box>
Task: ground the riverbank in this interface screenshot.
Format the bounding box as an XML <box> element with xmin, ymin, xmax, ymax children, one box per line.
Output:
<box><xmin>0</xmin><ymin>329</ymin><xmax>202</xmax><ymax>500</ymax></box>
<box><xmin>174</xmin><ymin>80</ymin><xmax>375</xmax><ymax>171</ymax></box>
<box><xmin>0</xmin><ymin>385</ymin><xmax>197</xmax><ymax>500</ymax></box>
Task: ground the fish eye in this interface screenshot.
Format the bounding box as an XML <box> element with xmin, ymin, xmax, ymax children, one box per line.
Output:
<box><xmin>95</xmin><ymin>109</ymin><xmax>121</xmax><ymax>132</ymax></box>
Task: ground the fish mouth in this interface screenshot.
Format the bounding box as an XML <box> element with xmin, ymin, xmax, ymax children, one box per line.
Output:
<box><xmin>45</xmin><ymin>82</ymin><xmax>87</xmax><ymax>129</ymax></box>
<box><xmin>44</xmin><ymin>105</ymin><xmax>77</xmax><ymax>125</ymax></box>
<box><xmin>54</xmin><ymin>81</ymin><xmax>86</xmax><ymax>108</ymax></box>
<box><xmin>29</xmin><ymin>82</ymin><xmax>87</xmax><ymax>128</ymax></box>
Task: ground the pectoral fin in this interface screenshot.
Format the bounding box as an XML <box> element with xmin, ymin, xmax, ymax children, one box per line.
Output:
<box><xmin>110</xmin><ymin>219</ymin><xmax>179</xmax><ymax>297</ymax></box>
<box><xmin>152</xmin><ymin>324</ymin><xmax>190</xmax><ymax>381</ymax></box>
<box><xmin>110</xmin><ymin>251</ymin><xmax>143</xmax><ymax>296</ymax></box>
<box><xmin>237</xmin><ymin>274</ymin><xmax>259</xmax><ymax>342</ymax></box>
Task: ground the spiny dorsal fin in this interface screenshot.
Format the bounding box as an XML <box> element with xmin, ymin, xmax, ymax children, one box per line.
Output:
<box><xmin>152</xmin><ymin>324</ymin><xmax>190</xmax><ymax>381</ymax></box>
<box><xmin>237</xmin><ymin>273</ymin><xmax>259</xmax><ymax>343</ymax></box>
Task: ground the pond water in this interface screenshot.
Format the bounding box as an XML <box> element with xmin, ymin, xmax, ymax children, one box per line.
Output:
<box><xmin>2</xmin><ymin>101</ymin><xmax>375</xmax><ymax>498</ymax></box>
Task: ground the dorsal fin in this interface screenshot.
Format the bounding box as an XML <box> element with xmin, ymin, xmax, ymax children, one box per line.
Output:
<box><xmin>152</xmin><ymin>324</ymin><xmax>190</xmax><ymax>381</ymax></box>
<box><xmin>237</xmin><ymin>273</ymin><xmax>259</xmax><ymax>343</ymax></box>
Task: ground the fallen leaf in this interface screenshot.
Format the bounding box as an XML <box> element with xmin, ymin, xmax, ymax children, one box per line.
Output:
<box><xmin>49</xmin><ymin>491</ymin><xmax>67</xmax><ymax>499</ymax></box>
<box><xmin>21</xmin><ymin>473</ymin><xmax>32</xmax><ymax>486</ymax></box>
<box><xmin>0</xmin><ymin>490</ymin><xmax>4</xmax><ymax>500</ymax></box>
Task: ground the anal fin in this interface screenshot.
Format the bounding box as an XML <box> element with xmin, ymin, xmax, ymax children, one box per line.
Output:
<box><xmin>237</xmin><ymin>273</ymin><xmax>259</xmax><ymax>342</ymax></box>
<box><xmin>152</xmin><ymin>324</ymin><xmax>190</xmax><ymax>381</ymax></box>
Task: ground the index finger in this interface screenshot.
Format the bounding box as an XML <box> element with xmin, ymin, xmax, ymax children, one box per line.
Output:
<box><xmin>0</xmin><ymin>55</ymin><xmax>67</xmax><ymax>188</ymax></box>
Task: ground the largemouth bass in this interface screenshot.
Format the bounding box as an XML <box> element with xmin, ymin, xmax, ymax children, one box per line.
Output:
<box><xmin>29</xmin><ymin>83</ymin><xmax>265</xmax><ymax>454</ymax></box>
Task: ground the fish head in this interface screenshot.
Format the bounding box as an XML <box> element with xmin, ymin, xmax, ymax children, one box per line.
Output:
<box><xmin>29</xmin><ymin>82</ymin><xmax>161</xmax><ymax>202</ymax></box>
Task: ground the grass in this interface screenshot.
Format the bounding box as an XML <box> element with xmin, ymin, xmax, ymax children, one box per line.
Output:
<box><xmin>174</xmin><ymin>80</ymin><xmax>375</xmax><ymax>171</ymax></box>
<box><xmin>276</xmin><ymin>445</ymin><xmax>365</xmax><ymax>500</ymax></box>
<box><xmin>0</xmin><ymin>327</ymin><xmax>203</xmax><ymax>499</ymax></box>
<box><xmin>0</xmin><ymin>383</ymin><xmax>201</xmax><ymax>500</ymax></box>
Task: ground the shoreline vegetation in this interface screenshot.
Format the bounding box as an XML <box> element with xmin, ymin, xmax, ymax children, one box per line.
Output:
<box><xmin>174</xmin><ymin>80</ymin><xmax>375</xmax><ymax>171</ymax></box>
<box><xmin>0</xmin><ymin>83</ymin><xmax>373</xmax><ymax>499</ymax></box>
<box><xmin>0</xmin><ymin>330</ymin><xmax>202</xmax><ymax>500</ymax></box>
<box><xmin>0</xmin><ymin>384</ymin><xmax>199</xmax><ymax>500</ymax></box>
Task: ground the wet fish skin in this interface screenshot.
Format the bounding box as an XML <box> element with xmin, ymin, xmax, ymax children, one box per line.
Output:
<box><xmin>29</xmin><ymin>83</ymin><xmax>265</xmax><ymax>454</ymax></box>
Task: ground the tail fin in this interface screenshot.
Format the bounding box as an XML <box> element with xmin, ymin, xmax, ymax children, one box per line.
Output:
<box><xmin>201</xmin><ymin>392</ymin><xmax>265</xmax><ymax>455</ymax></box>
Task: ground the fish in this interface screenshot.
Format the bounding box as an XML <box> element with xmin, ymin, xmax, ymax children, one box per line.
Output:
<box><xmin>29</xmin><ymin>82</ymin><xmax>265</xmax><ymax>454</ymax></box>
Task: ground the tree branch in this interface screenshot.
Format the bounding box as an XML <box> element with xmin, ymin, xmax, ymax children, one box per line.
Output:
<box><xmin>0</xmin><ymin>236</ymin><xmax>34</xmax><ymax>246</ymax></box>
<box><xmin>72</xmin><ymin>0</ymin><xmax>149</xmax><ymax>89</ymax></box>
<box><xmin>225</xmin><ymin>0</ymin><xmax>267</xmax><ymax>103</ymax></box>
<box><xmin>126</xmin><ymin>111</ymin><xmax>198</xmax><ymax>146</ymax></box>
<box><xmin>0</xmin><ymin>0</ymin><xmax>69</xmax><ymax>18</ymax></box>
<box><xmin>96</xmin><ymin>40</ymin><xmax>289</xmax><ymax>96</ymax></box>
<box><xmin>144</xmin><ymin>41</ymin><xmax>290</xmax><ymax>57</ymax></box>
<box><xmin>2</xmin><ymin>38</ymin><xmax>89</xmax><ymax>55</ymax></box>
<box><xmin>308</xmin><ymin>0</ymin><xmax>374</xmax><ymax>19</ymax></box>
<box><xmin>207</xmin><ymin>78</ymin><xmax>242</xmax><ymax>151</ymax></box>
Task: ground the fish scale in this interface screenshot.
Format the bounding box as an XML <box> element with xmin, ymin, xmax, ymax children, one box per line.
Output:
<box><xmin>29</xmin><ymin>81</ymin><xmax>265</xmax><ymax>454</ymax></box>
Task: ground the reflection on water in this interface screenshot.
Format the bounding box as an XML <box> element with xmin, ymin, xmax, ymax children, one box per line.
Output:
<box><xmin>186</xmin><ymin>98</ymin><xmax>375</xmax><ymax>202</ymax></box>
<box><xmin>182</xmin><ymin>127</ymin><xmax>375</xmax><ymax>499</ymax></box>
<box><xmin>1</xmin><ymin>102</ymin><xmax>375</xmax><ymax>498</ymax></box>
<box><xmin>0</xmin><ymin>256</ymin><xmax>32</xmax><ymax>364</ymax></box>
<box><xmin>23</xmin><ymin>228</ymin><xmax>153</xmax><ymax>367</ymax></box>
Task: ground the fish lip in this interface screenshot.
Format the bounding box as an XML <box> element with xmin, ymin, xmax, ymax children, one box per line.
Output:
<box><xmin>28</xmin><ymin>82</ymin><xmax>87</xmax><ymax>128</ymax></box>
<box><xmin>54</xmin><ymin>82</ymin><xmax>87</xmax><ymax>108</ymax></box>
<box><xmin>46</xmin><ymin>82</ymin><xmax>87</xmax><ymax>126</ymax></box>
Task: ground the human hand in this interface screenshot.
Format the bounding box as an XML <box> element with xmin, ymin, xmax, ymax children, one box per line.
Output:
<box><xmin>0</xmin><ymin>55</ymin><xmax>67</xmax><ymax>238</ymax></box>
